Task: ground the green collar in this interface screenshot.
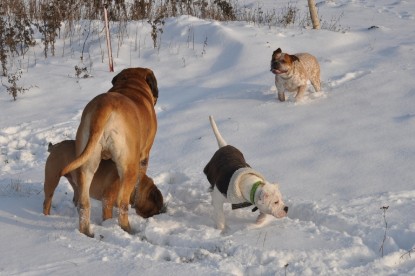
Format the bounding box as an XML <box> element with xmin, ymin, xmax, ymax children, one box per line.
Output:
<box><xmin>250</xmin><ymin>181</ymin><xmax>263</xmax><ymax>204</ymax></box>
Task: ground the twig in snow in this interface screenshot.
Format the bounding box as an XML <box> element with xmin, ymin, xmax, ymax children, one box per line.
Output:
<box><xmin>379</xmin><ymin>205</ymin><xmax>389</xmax><ymax>257</ymax></box>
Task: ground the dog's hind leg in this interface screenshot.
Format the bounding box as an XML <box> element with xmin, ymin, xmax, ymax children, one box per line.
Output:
<box><xmin>310</xmin><ymin>65</ymin><xmax>321</xmax><ymax>92</ymax></box>
<box><xmin>43</xmin><ymin>169</ymin><xmax>61</xmax><ymax>215</ymax></box>
<box><xmin>116</xmin><ymin>165</ymin><xmax>140</xmax><ymax>233</ymax></box>
<box><xmin>311</xmin><ymin>77</ymin><xmax>321</xmax><ymax>92</ymax></box>
<box><xmin>77</xmin><ymin>165</ymin><xmax>97</xmax><ymax>238</ymax></box>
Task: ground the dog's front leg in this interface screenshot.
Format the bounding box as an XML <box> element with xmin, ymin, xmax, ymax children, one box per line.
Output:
<box><xmin>256</xmin><ymin>212</ymin><xmax>267</xmax><ymax>225</ymax></box>
<box><xmin>212</xmin><ymin>187</ymin><xmax>227</xmax><ymax>231</ymax></box>
<box><xmin>102</xmin><ymin>198</ymin><xmax>113</xmax><ymax>221</ymax></box>
<box><xmin>278</xmin><ymin>91</ymin><xmax>286</xmax><ymax>102</ymax></box>
<box><xmin>275</xmin><ymin>79</ymin><xmax>286</xmax><ymax>102</ymax></box>
<box><xmin>295</xmin><ymin>85</ymin><xmax>307</xmax><ymax>101</ymax></box>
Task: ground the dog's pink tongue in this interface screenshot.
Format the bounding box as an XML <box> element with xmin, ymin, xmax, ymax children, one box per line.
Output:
<box><xmin>272</xmin><ymin>69</ymin><xmax>285</xmax><ymax>75</ymax></box>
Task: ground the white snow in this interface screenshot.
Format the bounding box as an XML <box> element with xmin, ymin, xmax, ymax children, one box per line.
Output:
<box><xmin>1</xmin><ymin>0</ymin><xmax>415</xmax><ymax>275</ymax></box>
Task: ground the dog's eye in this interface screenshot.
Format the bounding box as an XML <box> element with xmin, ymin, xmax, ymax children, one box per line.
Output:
<box><xmin>274</xmin><ymin>201</ymin><xmax>279</xmax><ymax>205</ymax></box>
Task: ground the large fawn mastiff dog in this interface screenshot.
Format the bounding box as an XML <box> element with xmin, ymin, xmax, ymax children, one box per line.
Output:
<box><xmin>43</xmin><ymin>140</ymin><xmax>164</xmax><ymax>221</ymax></box>
<box><xmin>61</xmin><ymin>67</ymin><xmax>159</xmax><ymax>237</ymax></box>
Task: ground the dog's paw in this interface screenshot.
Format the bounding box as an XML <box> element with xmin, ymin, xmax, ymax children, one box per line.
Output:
<box><xmin>219</xmin><ymin>225</ymin><xmax>230</xmax><ymax>236</ymax></box>
<box><xmin>255</xmin><ymin>213</ymin><xmax>267</xmax><ymax>225</ymax></box>
<box><xmin>216</xmin><ymin>222</ymin><xmax>226</xmax><ymax>231</ymax></box>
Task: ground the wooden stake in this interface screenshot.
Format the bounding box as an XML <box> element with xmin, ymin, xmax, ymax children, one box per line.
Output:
<box><xmin>104</xmin><ymin>4</ymin><xmax>114</xmax><ymax>72</ymax></box>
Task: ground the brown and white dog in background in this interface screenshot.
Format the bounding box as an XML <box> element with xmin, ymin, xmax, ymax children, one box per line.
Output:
<box><xmin>60</xmin><ymin>67</ymin><xmax>159</xmax><ymax>237</ymax></box>
<box><xmin>204</xmin><ymin>116</ymin><xmax>288</xmax><ymax>231</ymax></box>
<box><xmin>270</xmin><ymin>48</ymin><xmax>321</xmax><ymax>102</ymax></box>
<box><xmin>43</xmin><ymin>140</ymin><xmax>164</xmax><ymax>221</ymax></box>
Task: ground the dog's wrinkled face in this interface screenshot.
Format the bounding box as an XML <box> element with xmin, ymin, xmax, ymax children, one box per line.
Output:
<box><xmin>255</xmin><ymin>182</ymin><xmax>288</xmax><ymax>218</ymax></box>
<box><xmin>270</xmin><ymin>48</ymin><xmax>299</xmax><ymax>75</ymax></box>
<box><xmin>111</xmin><ymin>67</ymin><xmax>159</xmax><ymax>105</ymax></box>
<box><xmin>134</xmin><ymin>186</ymin><xmax>166</xmax><ymax>218</ymax></box>
<box><xmin>133</xmin><ymin>175</ymin><xmax>165</xmax><ymax>218</ymax></box>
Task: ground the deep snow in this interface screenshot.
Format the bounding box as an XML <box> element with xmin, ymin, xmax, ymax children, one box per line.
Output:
<box><xmin>1</xmin><ymin>0</ymin><xmax>415</xmax><ymax>275</ymax></box>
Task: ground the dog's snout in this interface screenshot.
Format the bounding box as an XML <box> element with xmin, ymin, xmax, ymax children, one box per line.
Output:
<box><xmin>271</xmin><ymin>61</ymin><xmax>278</xmax><ymax>69</ymax></box>
<box><xmin>283</xmin><ymin>206</ymin><xmax>288</xmax><ymax>213</ymax></box>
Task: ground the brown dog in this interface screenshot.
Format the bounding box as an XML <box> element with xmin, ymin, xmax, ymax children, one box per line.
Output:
<box><xmin>61</xmin><ymin>67</ymin><xmax>159</xmax><ymax>237</ymax></box>
<box><xmin>270</xmin><ymin>48</ymin><xmax>321</xmax><ymax>102</ymax></box>
<box><xmin>43</xmin><ymin>140</ymin><xmax>164</xmax><ymax>221</ymax></box>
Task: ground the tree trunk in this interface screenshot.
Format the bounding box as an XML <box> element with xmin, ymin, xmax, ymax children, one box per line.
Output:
<box><xmin>308</xmin><ymin>0</ymin><xmax>321</xmax><ymax>29</ymax></box>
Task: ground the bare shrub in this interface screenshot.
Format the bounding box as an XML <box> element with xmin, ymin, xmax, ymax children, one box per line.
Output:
<box><xmin>0</xmin><ymin>0</ymin><xmax>36</xmax><ymax>76</ymax></box>
<box><xmin>278</xmin><ymin>3</ymin><xmax>299</xmax><ymax>27</ymax></box>
<box><xmin>148</xmin><ymin>16</ymin><xmax>165</xmax><ymax>49</ymax></box>
<box><xmin>5</xmin><ymin>0</ymin><xmax>36</xmax><ymax>57</ymax></box>
<box><xmin>35</xmin><ymin>0</ymin><xmax>63</xmax><ymax>58</ymax></box>
<box><xmin>320</xmin><ymin>12</ymin><xmax>349</xmax><ymax>33</ymax></box>
<box><xmin>213</xmin><ymin>0</ymin><xmax>236</xmax><ymax>21</ymax></box>
<box><xmin>1</xmin><ymin>69</ymin><xmax>30</xmax><ymax>101</ymax></box>
<box><xmin>0</xmin><ymin>9</ymin><xmax>8</xmax><ymax>76</ymax></box>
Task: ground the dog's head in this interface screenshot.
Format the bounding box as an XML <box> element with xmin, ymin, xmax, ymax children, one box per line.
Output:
<box><xmin>133</xmin><ymin>175</ymin><xmax>165</xmax><ymax>218</ymax></box>
<box><xmin>270</xmin><ymin>48</ymin><xmax>299</xmax><ymax>75</ymax></box>
<box><xmin>111</xmin><ymin>67</ymin><xmax>159</xmax><ymax>105</ymax></box>
<box><xmin>255</xmin><ymin>182</ymin><xmax>288</xmax><ymax>219</ymax></box>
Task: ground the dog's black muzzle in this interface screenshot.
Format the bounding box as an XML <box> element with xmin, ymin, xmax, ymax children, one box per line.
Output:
<box><xmin>270</xmin><ymin>60</ymin><xmax>279</xmax><ymax>71</ymax></box>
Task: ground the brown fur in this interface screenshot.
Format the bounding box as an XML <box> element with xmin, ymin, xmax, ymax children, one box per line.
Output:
<box><xmin>43</xmin><ymin>140</ymin><xmax>164</xmax><ymax>220</ymax></box>
<box><xmin>270</xmin><ymin>48</ymin><xmax>321</xmax><ymax>102</ymax></box>
<box><xmin>60</xmin><ymin>67</ymin><xmax>159</xmax><ymax>237</ymax></box>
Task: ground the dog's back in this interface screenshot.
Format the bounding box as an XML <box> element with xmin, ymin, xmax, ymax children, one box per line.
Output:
<box><xmin>296</xmin><ymin>53</ymin><xmax>321</xmax><ymax>91</ymax></box>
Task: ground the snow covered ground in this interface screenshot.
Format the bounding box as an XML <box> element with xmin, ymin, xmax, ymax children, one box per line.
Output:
<box><xmin>1</xmin><ymin>0</ymin><xmax>415</xmax><ymax>275</ymax></box>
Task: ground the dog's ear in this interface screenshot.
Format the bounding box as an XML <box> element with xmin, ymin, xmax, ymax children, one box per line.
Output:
<box><xmin>257</xmin><ymin>190</ymin><xmax>269</xmax><ymax>204</ymax></box>
<box><xmin>272</xmin><ymin>182</ymin><xmax>280</xmax><ymax>189</ymax></box>
<box><xmin>272</xmin><ymin>48</ymin><xmax>282</xmax><ymax>59</ymax></box>
<box><xmin>146</xmin><ymin>70</ymin><xmax>159</xmax><ymax>105</ymax></box>
<box><xmin>289</xmin><ymin>54</ymin><xmax>300</xmax><ymax>62</ymax></box>
<box><xmin>150</xmin><ymin>186</ymin><xmax>164</xmax><ymax>207</ymax></box>
<box><xmin>111</xmin><ymin>74</ymin><xmax>119</xmax><ymax>86</ymax></box>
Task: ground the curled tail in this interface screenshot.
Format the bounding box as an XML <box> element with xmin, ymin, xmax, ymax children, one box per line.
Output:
<box><xmin>209</xmin><ymin>115</ymin><xmax>227</xmax><ymax>148</ymax></box>
<box><xmin>60</xmin><ymin>107</ymin><xmax>112</xmax><ymax>176</ymax></box>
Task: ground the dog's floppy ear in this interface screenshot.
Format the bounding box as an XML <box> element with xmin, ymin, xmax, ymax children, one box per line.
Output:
<box><xmin>150</xmin><ymin>185</ymin><xmax>163</xmax><ymax>207</ymax></box>
<box><xmin>256</xmin><ymin>190</ymin><xmax>266</xmax><ymax>204</ymax></box>
<box><xmin>289</xmin><ymin>54</ymin><xmax>300</xmax><ymax>62</ymax></box>
<box><xmin>111</xmin><ymin>74</ymin><xmax>119</xmax><ymax>86</ymax></box>
<box><xmin>111</xmin><ymin>69</ymin><xmax>130</xmax><ymax>86</ymax></box>
<box><xmin>146</xmin><ymin>69</ymin><xmax>159</xmax><ymax>105</ymax></box>
<box><xmin>272</xmin><ymin>48</ymin><xmax>282</xmax><ymax>59</ymax></box>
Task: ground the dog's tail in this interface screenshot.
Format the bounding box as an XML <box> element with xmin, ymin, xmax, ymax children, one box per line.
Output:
<box><xmin>60</xmin><ymin>106</ymin><xmax>111</xmax><ymax>176</ymax></box>
<box><xmin>209</xmin><ymin>115</ymin><xmax>227</xmax><ymax>148</ymax></box>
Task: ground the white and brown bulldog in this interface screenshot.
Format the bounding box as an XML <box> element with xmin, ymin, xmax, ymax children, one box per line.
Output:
<box><xmin>270</xmin><ymin>48</ymin><xmax>321</xmax><ymax>102</ymax></box>
<box><xmin>203</xmin><ymin>116</ymin><xmax>288</xmax><ymax>231</ymax></box>
<box><xmin>61</xmin><ymin>67</ymin><xmax>159</xmax><ymax>237</ymax></box>
<box><xmin>43</xmin><ymin>140</ymin><xmax>164</xmax><ymax>221</ymax></box>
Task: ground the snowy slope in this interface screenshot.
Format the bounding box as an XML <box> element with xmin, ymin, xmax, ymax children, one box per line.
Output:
<box><xmin>1</xmin><ymin>0</ymin><xmax>415</xmax><ymax>275</ymax></box>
